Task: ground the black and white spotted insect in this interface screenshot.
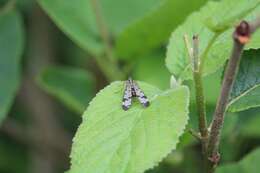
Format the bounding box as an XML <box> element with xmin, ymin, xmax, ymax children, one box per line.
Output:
<box><xmin>122</xmin><ymin>78</ymin><xmax>150</xmax><ymax>111</ymax></box>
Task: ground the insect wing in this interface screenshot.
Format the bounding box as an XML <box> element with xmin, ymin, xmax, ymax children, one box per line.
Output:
<box><xmin>132</xmin><ymin>81</ymin><xmax>150</xmax><ymax>107</ymax></box>
<box><xmin>122</xmin><ymin>80</ymin><xmax>132</xmax><ymax>110</ymax></box>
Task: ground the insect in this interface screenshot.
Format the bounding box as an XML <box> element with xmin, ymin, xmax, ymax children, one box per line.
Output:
<box><xmin>122</xmin><ymin>78</ymin><xmax>150</xmax><ymax>111</ymax></box>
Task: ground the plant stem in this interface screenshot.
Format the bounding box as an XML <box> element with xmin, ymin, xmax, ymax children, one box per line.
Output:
<box><xmin>192</xmin><ymin>35</ymin><xmax>208</xmax><ymax>159</ymax></box>
<box><xmin>90</xmin><ymin>0</ymin><xmax>115</xmax><ymax>63</ymax></box>
<box><xmin>207</xmin><ymin>40</ymin><xmax>244</xmax><ymax>173</ymax></box>
<box><xmin>193</xmin><ymin>73</ymin><xmax>208</xmax><ymax>145</ymax></box>
<box><xmin>90</xmin><ymin>0</ymin><xmax>124</xmax><ymax>81</ymax></box>
<box><xmin>95</xmin><ymin>56</ymin><xmax>124</xmax><ymax>81</ymax></box>
<box><xmin>207</xmin><ymin>18</ymin><xmax>260</xmax><ymax>173</ymax></box>
<box><xmin>188</xmin><ymin>128</ymin><xmax>201</xmax><ymax>141</ymax></box>
<box><xmin>184</xmin><ymin>35</ymin><xmax>208</xmax><ymax>167</ymax></box>
<box><xmin>183</xmin><ymin>34</ymin><xmax>193</xmax><ymax>66</ymax></box>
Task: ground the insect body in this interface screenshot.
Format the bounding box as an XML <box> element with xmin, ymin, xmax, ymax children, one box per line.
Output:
<box><xmin>122</xmin><ymin>78</ymin><xmax>149</xmax><ymax>111</ymax></box>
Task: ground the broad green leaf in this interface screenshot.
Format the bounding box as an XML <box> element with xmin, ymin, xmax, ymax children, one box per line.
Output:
<box><xmin>0</xmin><ymin>8</ymin><xmax>24</xmax><ymax>124</ymax></box>
<box><xmin>244</xmin><ymin>5</ymin><xmax>260</xmax><ymax>50</ymax></box>
<box><xmin>228</xmin><ymin>50</ymin><xmax>260</xmax><ymax>112</ymax></box>
<box><xmin>99</xmin><ymin>0</ymin><xmax>160</xmax><ymax>35</ymax></box>
<box><xmin>216</xmin><ymin>147</ymin><xmax>260</xmax><ymax>173</ymax></box>
<box><xmin>204</xmin><ymin>0</ymin><xmax>260</xmax><ymax>32</ymax></box>
<box><xmin>166</xmin><ymin>0</ymin><xmax>260</xmax><ymax>81</ymax></box>
<box><xmin>38</xmin><ymin>0</ymin><xmax>160</xmax><ymax>56</ymax></box>
<box><xmin>115</xmin><ymin>0</ymin><xmax>207</xmax><ymax>59</ymax></box>
<box><xmin>37</xmin><ymin>0</ymin><xmax>102</xmax><ymax>56</ymax></box>
<box><xmin>37</xmin><ymin>66</ymin><xmax>95</xmax><ymax>114</ymax></box>
<box><xmin>69</xmin><ymin>82</ymin><xmax>189</xmax><ymax>173</ymax></box>
<box><xmin>133</xmin><ymin>52</ymin><xmax>171</xmax><ymax>90</ymax></box>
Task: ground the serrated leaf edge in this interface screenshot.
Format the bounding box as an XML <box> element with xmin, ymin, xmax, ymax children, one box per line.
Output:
<box><xmin>115</xmin><ymin>86</ymin><xmax>190</xmax><ymax>173</ymax></box>
<box><xmin>70</xmin><ymin>83</ymin><xmax>190</xmax><ymax>173</ymax></box>
<box><xmin>136</xmin><ymin>86</ymin><xmax>190</xmax><ymax>173</ymax></box>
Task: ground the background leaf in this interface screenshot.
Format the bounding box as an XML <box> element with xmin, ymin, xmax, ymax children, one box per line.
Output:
<box><xmin>165</xmin><ymin>0</ymin><xmax>260</xmax><ymax>81</ymax></box>
<box><xmin>133</xmin><ymin>51</ymin><xmax>171</xmax><ymax>90</ymax></box>
<box><xmin>69</xmin><ymin>82</ymin><xmax>189</xmax><ymax>173</ymax></box>
<box><xmin>228</xmin><ymin>49</ymin><xmax>260</xmax><ymax>112</ymax></box>
<box><xmin>115</xmin><ymin>0</ymin><xmax>207</xmax><ymax>59</ymax></box>
<box><xmin>0</xmin><ymin>8</ymin><xmax>24</xmax><ymax>124</ymax></box>
<box><xmin>37</xmin><ymin>0</ymin><xmax>161</xmax><ymax>57</ymax></box>
<box><xmin>236</xmin><ymin>108</ymin><xmax>260</xmax><ymax>138</ymax></box>
<box><xmin>37</xmin><ymin>66</ymin><xmax>95</xmax><ymax>114</ymax></box>
<box><xmin>216</xmin><ymin>147</ymin><xmax>260</xmax><ymax>173</ymax></box>
<box><xmin>204</xmin><ymin>0</ymin><xmax>260</xmax><ymax>31</ymax></box>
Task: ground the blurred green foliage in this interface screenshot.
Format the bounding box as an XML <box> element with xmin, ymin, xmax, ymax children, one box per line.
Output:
<box><xmin>0</xmin><ymin>7</ymin><xmax>24</xmax><ymax>123</ymax></box>
<box><xmin>0</xmin><ymin>0</ymin><xmax>260</xmax><ymax>173</ymax></box>
<box><xmin>37</xmin><ymin>66</ymin><xmax>95</xmax><ymax>114</ymax></box>
<box><xmin>216</xmin><ymin>147</ymin><xmax>260</xmax><ymax>173</ymax></box>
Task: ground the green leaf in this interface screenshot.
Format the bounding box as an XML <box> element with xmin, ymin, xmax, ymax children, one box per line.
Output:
<box><xmin>0</xmin><ymin>8</ymin><xmax>24</xmax><ymax>124</ymax></box>
<box><xmin>37</xmin><ymin>0</ymin><xmax>101</xmax><ymax>56</ymax></box>
<box><xmin>37</xmin><ymin>66</ymin><xmax>95</xmax><ymax>114</ymax></box>
<box><xmin>37</xmin><ymin>0</ymin><xmax>160</xmax><ymax>56</ymax></box>
<box><xmin>237</xmin><ymin>108</ymin><xmax>260</xmax><ymax>137</ymax></box>
<box><xmin>228</xmin><ymin>49</ymin><xmax>260</xmax><ymax>112</ymax></box>
<box><xmin>115</xmin><ymin>0</ymin><xmax>207</xmax><ymax>59</ymax></box>
<box><xmin>69</xmin><ymin>82</ymin><xmax>189</xmax><ymax>173</ymax></box>
<box><xmin>166</xmin><ymin>0</ymin><xmax>260</xmax><ymax>81</ymax></box>
<box><xmin>98</xmin><ymin>0</ymin><xmax>160</xmax><ymax>35</ymax></box>
<box><xmin>204</xmin><ymin>0</ymin><xmax>260</xmax><ymax>32</ymax></box>
<box><xmin>216</xmin><ymin>147</ymin><xmax>260</xmax><ymax>173</ymax></box>
<box><xmin>245</xmin><ymin>5</ymin><xmax>260</xmax><ymax>49</ymax></box>
<box><xmin>133</xmin><ymin>51</ymin><xmax>171</xmax><ymax>90</ymax></box>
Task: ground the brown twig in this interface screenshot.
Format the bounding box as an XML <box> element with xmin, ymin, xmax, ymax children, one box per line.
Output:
<box><xmin>207</xmin><ymin>18</ymin><xmax>260</xmax><ymax>173</ymax></box>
